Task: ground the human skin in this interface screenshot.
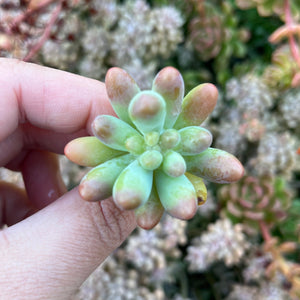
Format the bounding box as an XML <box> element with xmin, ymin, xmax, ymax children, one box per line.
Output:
<box><xmin>0</xmin><ymin>58</ymin><xmax>136</xmax><ymax>299</ymax></box>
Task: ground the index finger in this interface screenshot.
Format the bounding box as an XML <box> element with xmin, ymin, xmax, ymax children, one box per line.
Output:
<box><xmin>0</xmin><ymin>59</ymin><xmax>114</xmax><ymax>164</ymax></box>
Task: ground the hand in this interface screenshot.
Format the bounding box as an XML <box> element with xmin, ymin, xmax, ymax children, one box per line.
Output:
<box><xmin>0</xmin><ymin>58</ymin><xmax>136</xmax><ymax>299</ymax></box>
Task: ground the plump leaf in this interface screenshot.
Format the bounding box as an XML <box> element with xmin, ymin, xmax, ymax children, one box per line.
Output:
<box><xmin>138</xmin><ymin>150</ymin><xmax>163</xmax><ymax>171</ymax></box>
<box><xmin>152</xmin><ymin>66</ymin><xmax>184</xmax><ymax>128</ymax></box>
<box><xmin>185</xmin><ymin>172</ymin><xmax>207</xmax><ymax>205</ymax></box>
<box><xmin>105</xmin><ymin>67</ymin><xmax>140</xmax><ymax>126</ymax></box>
<box><xmin>185</xmin><ymin>148</ymin><xmax>244</xmax><ymax>183</ymax></box>
<box><xmin>135</xmin><ymin>186</ymin><xmax>164</xmax><ymax>230</ymax></box>
<box><xmin>79</xmin><ymin>154</ymin><xmax>134</xmax><ymax>201</ymax></box>
<box><xmin>159</xmin><ymin>129</ymin><xmax>181</xmax><ymax>150</ymax></box>
<box><xmin>162</xmin><ymin>150</ymin><xmax>186</xmax><ymax>177</ymax></box>
<box><xmin>175</xmin><ymin>126</ymin><xmax>212</xmax><ymax>156</ymax></box>
<box><xmin>155</xmin><ymin>170</ymin><xmax>197</xmax><ymax>220</ymax></box>
<box><xmin>64</xmin><ymin>136</ymin><xmax>124</xmax><ymax>167</ymax></box>
<box><xmin>92</xmin><ymin>115</ymin><xmax>143</xmax><ymax>152</ymax></box>
<box><xmin>174</xmin><ymin>83</ymin><xmax>218</xmax><ymax>128</ymax></box>
<box><xmin>113</xmin><ymin>160</ymin><xmax>153</xmax><ymax>210</ymax></box>
<box><xmin>128</xmin><ymin>91</ymin><xmax>166</xmax><ymax>134</ymax></box>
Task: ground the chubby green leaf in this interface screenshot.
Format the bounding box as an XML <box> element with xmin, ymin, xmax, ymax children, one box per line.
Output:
<box><xmin>155</xmin><ymin>170</ymin><xmax>197</xmax><ymax>220</ymax></box>
<box><xmin>162</xmin><ymin>150</ymin><xmax>186</xmax><ymax>177</ymax></box>
<box><xmin>159</xmin><ymin>129</ymin><xmax>181</xmax><ymax>150</ymax></box>
<box><xmin>105</xmin><ymin>67</ymin><xmax>140</xmax><ymax>126</ymax></box>
<box><xmin>175</xmin><ymin>126</ymin><xmax>212</xmax><ymax>156</ymax></box>
<box><xmin>185</xmin><ymin>148</ymin><xmax>244</xmax><ymax>183</ymax></box>
<box><xmin>79</xmin><ymin>154</ymin><xmax>134</xmax><ymax>201</ymax></box>
<box><xmin>139</xmin><ymin>150</ymin><xmax>163</xmax><ymax>171</ymax></box>
<box><xmin>113</xmin><ymin>160</ymin><xmax>153</xmax><ymax>210</ymax></box>
<box><xmin>174</xmin><ymin>83</ymin><xmax>218</xmax><ymax>128</ymax></box>
<box><xmin>128</xmin><ymin>91</ymin><xmax>166</xmax><ymax>134</ymax></box>
<box><xmin>92</xmin><ymin>115</ymin><xmax>143</xmax><ymax>152</ymax></box>
<box><xmin>152</xmin><ymin>66</ymin><xmax>184</xmax><ymax>128</ymax></box>
<box><xmin>64</xmin><ymin>136</ymin><xmax>124</xmax><ymax>167</ymax></box>
<box><xmin>135</xmin><ymin>186</ymin><xmax>164</xmax><ymax>230</ymax></box>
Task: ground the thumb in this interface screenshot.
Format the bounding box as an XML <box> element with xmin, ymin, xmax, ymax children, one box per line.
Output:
<box><xmin>0</xmin><ymin>188</ymin><xmax>136</xmax><ymax>300</ymax></box>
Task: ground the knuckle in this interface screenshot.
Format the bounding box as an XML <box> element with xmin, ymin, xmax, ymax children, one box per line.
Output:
<box><xmin>87</xmin><ymin>198</ymin><xmax>136</xmax><ymax>249</ymax></box>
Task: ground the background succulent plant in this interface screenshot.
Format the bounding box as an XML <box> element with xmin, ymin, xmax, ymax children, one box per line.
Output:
<box><xmin>263</xmin><ymin>45</ymin><xmax>299</xmax><ymax>91</ymax></box>
<box><xmin>65</xmin><ymin>66</ymin><xmax>244</xmax><ymax>229</ymax></box>
<box><xmin>219</xmin><ymin>175</ymin><xmax>292</xmax><ymax>233</ymax></box>
<box><xmin>187</xmin><ymin>2</ymin><xmax>224</xmax><ymax>61</ymax></box>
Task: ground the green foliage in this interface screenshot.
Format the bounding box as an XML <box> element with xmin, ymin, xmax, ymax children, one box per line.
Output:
<box><xmin>274</xmin><ymin>199</ymin><xmax>300</xmax><ymax>242</ymax></box>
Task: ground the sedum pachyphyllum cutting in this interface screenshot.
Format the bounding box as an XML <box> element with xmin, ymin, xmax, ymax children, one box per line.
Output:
<box><xmin>64</xmin><ymin>67</ymin><xmax>244</xmax><ymax>229</ymax></box>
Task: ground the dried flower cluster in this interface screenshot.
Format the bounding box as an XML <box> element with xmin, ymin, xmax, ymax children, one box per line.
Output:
<box><xmin>74</xmin><ymin>257</ymin><xmax>165</xmax><ymax>300</ymax></box>
<box><xmin>125</xmin><ymin>215</ymin><xmax>187</xmax><ymax>276</ymax></box>
<box><xmin>186</xmin><ymin>218</ymin><xmax>250</xmax><ymax>271</ymax></box>
<box><xmin>226</xmin><ymin>283</ymin><xmax>292</xmax><ymax>300</ymax></box>
<box><xmin>280</xmin><ymin>88</ymin><xmax>300</xmax><ymax>129</ymax></box>
<box><xmin>251</xmin><ymin>132</ymin><xmax>297</xmax><ymax>177</ymax></box>
<box><xmin>213</xmin><ymin>74</ymin><xmax>299</xmax><ymax>178</ymax></box>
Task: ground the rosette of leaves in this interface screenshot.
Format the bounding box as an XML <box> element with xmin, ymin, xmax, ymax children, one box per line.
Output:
<box><xmin>263</xmin><ymin>45</ymin><xmax>299</xmax><ymax>91</ymax></box>
<box><xmin>188</xmin><ymin>2</ymin><xmax>224</xmax><ymax>61</ymax></box>
<box><xmin>218</xmin><ymin>175</ymin><xmax>292</xmax><ymax>233</ymax></box>
<box><xmin>65</xmin><ymin>67</ymin><xmax>244</xmax><ymax>229</ymax></box>
<box><xmin>187</xmin><ymin>2</ymin><xmax>249</xmax><ymax>83</ymax></box>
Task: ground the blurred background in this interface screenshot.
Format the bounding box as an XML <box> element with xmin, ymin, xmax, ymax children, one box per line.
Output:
<box><xmin>0</xmin><ymin>0</ymin><xmax>299</xmax><ymax>299</ymax></box>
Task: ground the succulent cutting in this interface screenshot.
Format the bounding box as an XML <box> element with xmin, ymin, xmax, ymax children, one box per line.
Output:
<box><xmin>64</xmin><ymin>66</ymin><xmax>244</xmax><ymax>229</ymax></box>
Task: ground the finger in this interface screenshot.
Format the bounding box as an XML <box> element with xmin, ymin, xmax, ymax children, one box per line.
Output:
<box><xmin>0</xmin><ymin>188</ymin><xmax>136</xmax><ymax>299</ymax></box>
<box><xmin>0</xmin><ymin>58</ymin><xmax>115</xmax><ymax>164</ymax></box>
<box><xmin>0</xmin><ymin>182</ymin><xmax>35</xmax><ymax>227</ymax></box>
<box><xmin>21</xmin><ymin>150</ymin><xmax>67</xmax><ymax>209</ymax></box>
<box><xmin>2</xmin><ymin>125</ymin><xmax>87</xmax><ymax>170</ymax></box>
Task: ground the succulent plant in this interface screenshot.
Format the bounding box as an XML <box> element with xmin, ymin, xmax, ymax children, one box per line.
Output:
<box><xmin>186</xmin><ymin>2</ymin><xmax>249</xmax><ymax>83</ymax></box>
<box><xmin>263</xmin><ymin>45</ymin><xmax>299</xmax><ymax>91</ymax></box>
<box><xmin>65</xmin><ymin>66</ymin><xmax>244</xmax><ymax>229</ymax></box>
<box><xmin>188</xmin><ymin>2</ymin><xmax>224</xmax><ymax>61</ymax></box>
<box><xmin>218</xmin><ymin>175</ymin><xmax>292</xmax><ymax>233</ymax></box>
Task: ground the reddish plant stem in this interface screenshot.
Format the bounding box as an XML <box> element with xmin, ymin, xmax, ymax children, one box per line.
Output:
<box><xmin>23</xmin><ymin>1</ymin><xmax>62</xmax><ymax>62</ymax></box>
<box><xmin>259</xmin><ymin>220</ymin><xmax>272</xmax><ymax>242</ymax></box>
<box><xmin>6</xmin><ymin>0</ymin><xmax>57</xmax><ymax>35</ymax></box>
<box><xmin>284</xmin><ymin>0</ymin><xmax>300</xmax><ymax>69</ymax></box>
